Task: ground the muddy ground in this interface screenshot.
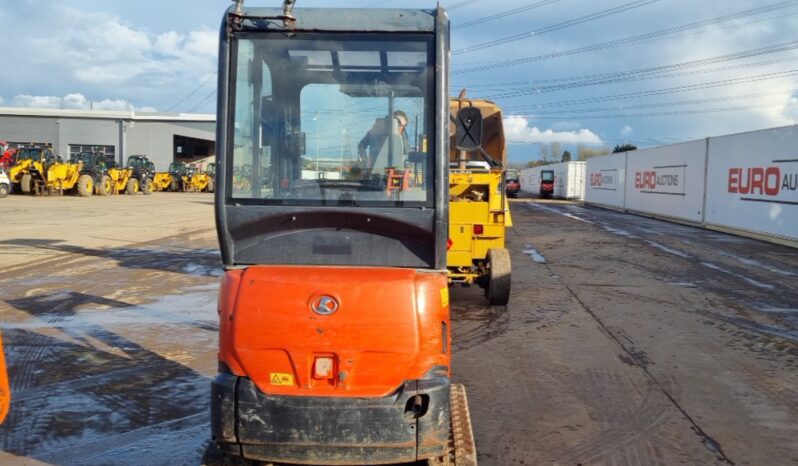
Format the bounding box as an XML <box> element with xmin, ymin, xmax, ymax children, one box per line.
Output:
<box><xmin>0</xmin><ymin>194</ymin><xmax>796</xmax><ymax>465</ymax></box>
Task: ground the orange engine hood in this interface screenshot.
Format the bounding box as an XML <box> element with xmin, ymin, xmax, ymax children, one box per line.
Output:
<box><xmin>219</xmin><ymin>266</ymin><xmax>450</xmax><ymax>398</ymax></box>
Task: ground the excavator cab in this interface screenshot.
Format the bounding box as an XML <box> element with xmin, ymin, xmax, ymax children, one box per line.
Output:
<box><xmin>209</xmin><ymin>3</ymin><xmax>472</xmax><ymax>465</ymax></box>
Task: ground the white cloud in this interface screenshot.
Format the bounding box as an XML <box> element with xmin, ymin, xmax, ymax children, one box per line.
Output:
<box><xmin>621</xmin><ymin>125</ymin><xmax>633</xmax><ymax>137</ymax></box>
<box><xmin>503</xmin><ymin>116</ymin><xmax>602</xmax><ymax>144</ymax></box>
<box><xmin>11</xmin><ymin>93</ymin><xmax>143</xmax><ymax>111</ymax></box>
<box><xmin>550</xmin><ymin>121</ymin><xmax>582</xmax><ymax>132</ymax></box>
<box><xmin>783</xmin><ymin>97</ymin><xmax>798</xmax><ymax>122</ymax></box>
<box><xmin>2</xmin><ymin>2</ymin><xmax>217</xmax><ymax>111</ymax></box>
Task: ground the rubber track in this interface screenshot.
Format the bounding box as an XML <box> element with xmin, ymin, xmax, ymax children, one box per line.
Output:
<box><xmin>451</xmin><ymin>383</ymin><xmax>477</xmax><ymax>465</ymax></box>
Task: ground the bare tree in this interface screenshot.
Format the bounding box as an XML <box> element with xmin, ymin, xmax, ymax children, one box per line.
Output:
<box><xmin>577</xmin><ymin>144</ymin><xmax>611</xmax><ymax>161</ymax></box>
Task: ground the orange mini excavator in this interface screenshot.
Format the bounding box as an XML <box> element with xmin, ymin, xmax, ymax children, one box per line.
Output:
<box><xmin>0</xmin><ymin>333</ymin><xmax>10</xmax><ymax>424</ymax></box>
<box><xmin>207</xmin><ymin>1</ymin><xmax>476</xmax><ymax>464</ymax></box>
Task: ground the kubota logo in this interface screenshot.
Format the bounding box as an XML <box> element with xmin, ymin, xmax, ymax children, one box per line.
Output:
<box><xmin>310</xmin><ymin>295</ymin><xmax>339</xmax><ymax>315</ymax></box>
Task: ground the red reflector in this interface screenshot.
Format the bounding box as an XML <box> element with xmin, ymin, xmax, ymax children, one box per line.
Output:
<box><xmin>447</xmin><ymin>238</ymin><xmax>453</xmax><ymax>250</ymax></box>
<box><xmin>473</xmin><ymin>224</ymin><xmax>484</xmax><ymax>235</ymax></box>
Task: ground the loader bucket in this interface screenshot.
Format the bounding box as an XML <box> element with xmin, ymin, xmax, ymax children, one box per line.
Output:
<box><xmin>0</xmin><ymin>332</ymin><xmax>9</xmax><ymax>423</ymax></box>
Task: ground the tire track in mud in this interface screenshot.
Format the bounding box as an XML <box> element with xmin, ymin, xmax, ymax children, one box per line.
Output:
<box><xmin>511</xmin><ymin>207</ymin><xmax>734</xmax><ymax>464</ymax></box>
<box><xmin>0</xmin><ymin>228</ymin><xmax>219</xmax><ymax>463</ymax></box>
<box><xmin>560</xmin><ymin>283</ymin><xmax>735</xmax><ymax>465</ymax></box>
<box><xmin>9</xmin><ymin>362</ymin><xmax>163</xmax><ymax>403</ymax></box>
<box><xmin>34</xmin><ymin>412</ymin><xmax>207</xmax><ymax>465</ymax></box>
<box><xmin>562</xmin><ymin>370</ymin><xmax>676</xmax><ymax>466</ymax></box>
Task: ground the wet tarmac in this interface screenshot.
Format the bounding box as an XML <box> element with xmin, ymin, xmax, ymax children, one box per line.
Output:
<box><xmin>452</xmin><ymin>198</ymin><xmax>797</xmax><ymax>465</ymax></box>
<box><xmin>0</xmin><ymin>194</ymin><xmax>796</xmax><ymax>465</ymax></box>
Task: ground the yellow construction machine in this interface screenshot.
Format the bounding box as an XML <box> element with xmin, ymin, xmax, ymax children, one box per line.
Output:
<box><xmin>8</xmin><ymin>147</ymin><xmax>52</xmax><ymax>190</ymax></box>
<box><xmin>184</xmin><ymin>164</ymin><xmax>209</xmax><ymax>192</ymax></box>
<box><xmin>448</xmin><ymin>94</ymin><xmax>512</xmax><ymax>305</ymax></box>
<box><xmin>151</xmin><ymin>162</ymin><xmax>189</xmax><ymax>192</ymax></box>
<box><xmin>10</xmin><ymin>147</ymin><xmax>82</xmax><ymax>195</ymax></box>
<box><xmin>71</xmin><ymin>152</ymin><xmax>133</xmax><ymax>196</ymax></box>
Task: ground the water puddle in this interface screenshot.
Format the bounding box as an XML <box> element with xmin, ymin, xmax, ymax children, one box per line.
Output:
<box><xmin>3</xmin><ymin>284</ymin><xmax>218</xmax><ymax>330</ymax></box>
<box><xmin>700</xmin><ymin>262</ymin><xmax>775</xmax><ymax>290</ymax></box>
<box><xmin>182</xmin><ymin>263</ymin><xmax>223</xmax><ymax>277</ymax></box>
<box><xmin>645</xmin><ymin>240</ymin><xmax>690</xmax><ymax>258</ymax></box>
<box><xmin>522</xmin><ymin>245</ymin><xmax>546</xmax><ymax>263</ymax></box>
<box><xmin>718</xmin><ymin>252</ymin><xmax>797</xmax><ymax>277</ymax></box>
<box><xmin>596</xmin><ymin>223</ymin><xmax>637</xmax><ymax>238</ymax></box>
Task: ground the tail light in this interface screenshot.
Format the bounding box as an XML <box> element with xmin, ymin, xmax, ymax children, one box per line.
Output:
<box><xmin>447</xmin><ymin>238</ymin><xmax>453</xmax><ymax>250</ymax></box>
<box><xmin>473</xmin><ymin>224</ymin><xmax>484</xmax><ymax>235</ymax></box>
<box><xmin>313</xmin><ymin>357</ymin><xmax>334</xmax><ymax>379</ymax></box>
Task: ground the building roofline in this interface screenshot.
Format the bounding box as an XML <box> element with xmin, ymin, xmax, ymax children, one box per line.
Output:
<box><xmin>0</xmin><ymin>106</ymin><xmax>216</xmax><ymax>122</ymax></box>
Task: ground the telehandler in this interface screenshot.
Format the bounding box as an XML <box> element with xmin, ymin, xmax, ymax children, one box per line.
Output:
<box><xmin>205</xmin><ymin>163</ymin><xmax>216</xmax><ymax>193</ymax></box>
<box><xmin>447</xmin><ymin>95</ymin><xmax>512</xmax><ymax>305</ymax></box>
<box><xmin>149</xmin><ymin>162</ymin><xmax>187</xmax><ymax>192</ymax></box>
<box><xmin>72</xmin><ymin>152</ymin><xmax>133</xmax><ymax>196</ymax></box>
<box><xmin>9</xmin><ymin>147</ymin><xmax>81</xmax><ymax>195</ymax></box>
<box><xmin>8</xmin><ymin>147</ymin><xmax>53</xmax><ymax>190</ymax></box>
<box><xmin>185</xmin><ymin>164</ymin><xmax>213</xmax><ymax>192</ymax></box>
<box><xmin>206</xmin><ymin>2</ymin><xmax>476</xmax><ymax>465</ymax></box>
<box><xmin>126</xmin><ymin>155</ymin><xmax>155</xmax><ymax>195</ymax></box>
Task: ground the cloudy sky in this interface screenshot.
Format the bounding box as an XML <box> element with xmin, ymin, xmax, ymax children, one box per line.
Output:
<box><xmin>1</xmin><ymin>0</ymin><xmax>797</xmax><ymax>164</ymax></box>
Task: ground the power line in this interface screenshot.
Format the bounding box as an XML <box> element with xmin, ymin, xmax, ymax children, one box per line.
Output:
<box><xmin>512</xmin><ymin>103</ymin><xmax>787</xmax><ymax>120</ymax></box>
<box><xmin>488</xmin><ymin>53</ymin><xmax>798</xmax><ymax>99</ymax></box>
<box><xmin>487</xmin><ymin>69</ymin><xmax>798</xmax><ymax>107</ymax></box>
<box><xmin>166</xmin><ymin>74</ymin><xmax>215</xmax><ymax>112</ymax></box>
<box><xmin>447</xmin><ymin>0</ymin><xmax>486</xmax><ymax>10</ymax></box>
<box><xmin>186</xmin><ymin>89</ymin><xmax>217</xmax><ymax>113</ymax></box>
<box><xmin>453</xmin><ymin>0</ymin><xmax>798</xmax><ymax>73</ymax></box>
<box><xmin>502</xmin><ymin>89</ymin><xmax>796</xmax><ymax>114</ymax></box>
<box><xmin>453</xmin><ymin>0</ymin><xmax>662</xmax><ymax>55</ymax></box>
<box><xmin>453</xmin><ymin>0</ymin><xmax>562</xmax><ymax>30</ymax></box>
<box><xmin>454</xmin><ymin>40</ymin><xmax>798</xmax><ymax>91</ymax></box>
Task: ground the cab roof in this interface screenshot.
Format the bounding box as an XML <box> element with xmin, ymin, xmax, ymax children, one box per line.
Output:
<box><xmin>229</xmin><ymin>6</ymin><xmax>438</xmax><ymax>33</ymax></box>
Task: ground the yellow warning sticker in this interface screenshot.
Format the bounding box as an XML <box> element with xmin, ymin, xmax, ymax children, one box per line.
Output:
<box><xmin>270</xmin><ymin>372</ymin><xmax>294</xmax><ymax>386</ymax></box>
<box><xmin>440</xmin><ymin>288</ymin><xmax>449</xmax><ymax>307</ymax></box>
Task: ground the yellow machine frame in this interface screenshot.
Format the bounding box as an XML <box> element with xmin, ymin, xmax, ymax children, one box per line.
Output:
<box><xmin>10</xmin><ymin>150</ymin><xmax>82</xmax><ymax>195</ymax></box>
<box><xmin>448</xmin><ymin>95</ymin><xmax>513</xmax><ymax>304</ymax></box>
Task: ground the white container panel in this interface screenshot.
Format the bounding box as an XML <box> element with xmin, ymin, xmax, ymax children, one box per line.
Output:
<box><xmin>585</xmin><ymin>153</ymin><xmax>627</xmax><ymax>209</ymax></box>
<box><xmin>519</xmin><ymin>167</ymin><xmax>539</xmax><ymax>194</ymax></box>
<box><xmin>624</xmin><ymin>140</ymin><xmax>706</xmax><ymax>223</ymax></box>
<box><xmin>705</xmin><ymin>125</ymin><xmax>798</xmax><ymax>242</ymax></box>
<box><xmin>519</xmin><ymin>162</ymin><xmax>585</xmax><ymax>199</ymax></box>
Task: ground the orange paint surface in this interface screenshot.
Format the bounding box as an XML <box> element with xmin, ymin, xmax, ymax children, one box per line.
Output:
<box><xmin>218</xmin><ymin>266</ymin><xmax>450</xmax><ymax>398</ymax></box>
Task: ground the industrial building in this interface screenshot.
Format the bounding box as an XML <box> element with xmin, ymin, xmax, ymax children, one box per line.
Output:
<box><xmin>0</xmin><ymin>107</ymin><xmax>215</xmax><ymax>171</ymax></box>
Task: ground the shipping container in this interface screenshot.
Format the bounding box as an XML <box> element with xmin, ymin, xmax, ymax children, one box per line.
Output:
<box><xmin>520</xmin><ymin>161</ymin><xmax>586</xmax><ymax>200</ymax></box>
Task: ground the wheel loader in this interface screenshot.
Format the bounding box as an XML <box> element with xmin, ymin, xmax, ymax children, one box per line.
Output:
<box><xmin>448</xmin><ymin>95</ymin><xmax>513</xmax><ymax>305</ymax></box>
<box><xmin>206</xmin><ymin>2</ymin><xmax>476</xmax><ymax>465</ymax></box>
